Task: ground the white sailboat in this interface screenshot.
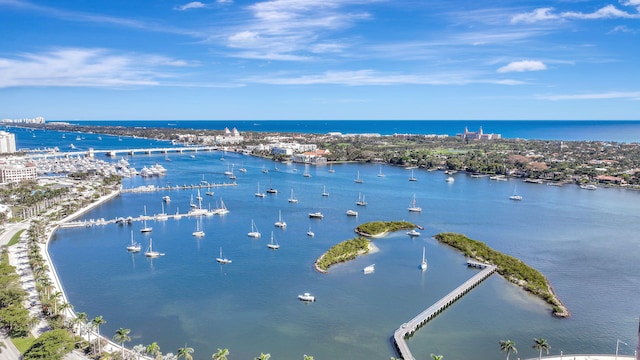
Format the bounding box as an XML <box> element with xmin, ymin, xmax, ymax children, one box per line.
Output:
<box><xmin>509</xmin><ymin>185</ymin><xmax>523</xmax><ymax>201</ymax></box>
<box><xmin>321</xmin><ymin>185</ymin><xmax>329</xmax><ymax>197</ymax></box>
<box><xmin>216</xmin><ymin>247</ymin><xmax>232</xmax><ymax>264</ymax></box>
<box><xmin>328</xmin><ymin>164</ymin><xmax>335</xmax><ymax>173</ymax></box>
<box><xmin>174</xmin><ymin>207</ymin><xmax>182</xmax><ymax>220</ymax></box>
<box><xmin>420</xmin><ymin>246</ymin><xmax>427</xmax><ymax>271</ymax></box>
<box><xmin>255</xmin><ymin>182</ymin><xmax>266</xmax><ymax>198</ymax></box>
<box><xmin>356</xmin><ymin>192</ymin><xmax>367</xmax><ymax>206</ymax></box>
<box><xmin>354</xmin><ymin>171</ymin><xmax>363</xmax><ymax>183</ymax></box>
<box><xmin>267</xmin><ymin>231</ymin><xmax>280</xmax><ymax>250</ymax></box>
<box><xmin>303</xmin><ymin>164</ymin><xmax>312</xmax><ymax>177</ymax></box>
<box><xmin>126</xmin><ymin>231</ymin><xmax>141</xmax><ymax>252</ymax></box>
<box><xmin>288</xmin><ymin>188</ymin><xmax>298</xmax><ymax>203</ymax></box>
<box><xmin>140</xmin><ymin>206</ymin><xmax>152</xmax><ymax>233</ymax></box>
<box><xmin>408</xmin><ymin>194</ymin><xmax>422</xmax><ymax>212</ymax></box>
<box><xmin>156</xmin><ymin>202</ymin><xmax>168</xmax><ymax>221</ymax></box>
<box><xmin>144</xmin><ymin>238</ymin><xmax>163</xmax><ymax>258</ymax></box>
<box><xmin>409</xmin><ymin>169</ymin><xmax>417</xmax><ymax>182</ymax></box>
<box><xmin>192</xmin><ymin>218</ymin><xmax>205</xmax><ymax>237</ymax></box>
<box><xmin>274</xmin><ymin>210</ymin><xmax>287</xmax><ymax>228</ymax></box>
<box><xmin>248</xmin><ymin>219</ymin><xmax>261</xmax><ymax>238</ymax></box>
<box><xmin>377</xmin><ymin>165</ymin><xmax>385</xmax><ymax>177</ymax></box>
<box><xmin>307</xmin><ymin>226</ymin><xmax>315</xmax><ymax>237</ymax></box>
<box><xmin>266</xmin><ymin>178</ymin><xmax>278</xmax><ymax>194</ymax></box>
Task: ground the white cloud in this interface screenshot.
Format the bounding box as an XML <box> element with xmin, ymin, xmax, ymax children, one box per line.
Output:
<box><xmin>0</xmin><ymin>48</ymin><xmax>193</xmax><ymax>88</ymax></box>
<box><xmin>497</xmin><ymin>60</ymin><xmax>547</xmax><ymax>73</ymax></box>
<box><xmin>245</xmin><ymin>69</ymin><xmax>524</xmax><ymax>86</ymax></box>
<box><xmin>511</xmin><ymin>8</ymin><xmax>559</xmax><ymax>24</ymax></box>
<box><xmin>174</xmin><ymin>2</ymin><xmax>207</xmax><ymax>11</ymax></box>
<box><xmin>511</xmin><ymin>5</ymin><xmax>640</xmax><ymax>23</ymax></box>
<box><xmin>538</xmin><ymin>91</ymin><xmax>640</xmax><ymax>100</ymax></box>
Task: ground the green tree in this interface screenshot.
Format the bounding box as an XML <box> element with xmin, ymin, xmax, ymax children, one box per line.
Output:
<box><xmin>255</xmin><ymin>353</ymin><xmax>271</xmax><ymax>360</ymax></box>
<box><xmin>303</xmin><ymin>355</ymin><xmax>314</xmax><ymax>360</ymax></box>
<box><xmin>22</xmin><ymin>329</ymin><xmax>75</xmax><ymax>360</ymax></box>
<box><xmin>177</xmin><ymin>344</ymin><xmax>194</xmax><ymax>360</ymax></box>
<box><xmin>146</xmin><ymin>342</ymin><xmax>162</xmax><ymax>360</ymax></box>
<box><xmin>113</xmin><ymin>327</ymin><xmax>131</xmax><ymax>359</ymax></box>
<box><xmin>212</xmin><ymin>348</ymin><xmax>229</xmax><ymax>360</ymax></box>
<box><xmin>532</xmin><ymin>338</ymin><xmax>549</xmax><ymax>359</ymax></box>
<box><xmin>431</xmin><ymin>354</ymin><xmax>443</xmax><ymax>360</ymax></box>
<box><xmin>499</xmin><ymin>340</ymin><xmax>518</xmax><ymax>360</ymax></box>
<box><xmin>91</xmin><ymin>315</ymin><xmax>106</xmax><ymax>354</ymax></box>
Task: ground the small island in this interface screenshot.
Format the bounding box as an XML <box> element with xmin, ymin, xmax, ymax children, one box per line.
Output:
<box><xmin>314</xmin><ymin>237</ymin><xmax>371</xmax><ymax>273</ymax></box>
<box><xmin>355</xmin><ymin>220</ymin><xmax>416</xmax><ymax>237</ymax></box>
<box><xmin>315</xmin><ymin>221</ymin><xmax>417</xmax><ymax>273</ymax></box>
<box><xmin>435</xmin><ymin>232</ymin><xmax>570</xmax><ymax>318</ymax></box>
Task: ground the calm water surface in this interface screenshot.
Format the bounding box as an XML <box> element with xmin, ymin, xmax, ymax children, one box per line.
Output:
<box><xmin>47</xmin><ymin>150</ymin><xmax>640</xmax><ymax>360</ymax></box>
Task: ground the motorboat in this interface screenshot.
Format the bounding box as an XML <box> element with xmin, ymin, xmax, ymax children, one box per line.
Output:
<box><xmin>420</xmin><ymin>246</ymin><xmax>427</xmax><ymax>271</ymax></box>
<box><xmin>445</xmin><ymin>176</ymin><xmax>455</xmax><ymax>183</ymax></box>
<box><xmin>346</xmin><ymin>209</ymin><xmax>358</xmax><ymax>217</ymax></box>
<box><xmin>298</xmin><ymin>292</ymin><xmax>315</xmax><ymax>302</ymax></box>
<box><xmin>407</xmin><ymin>229</ymin><xmax>420</xmax><ymax>237</ymax></box>
<box><xmin>308</xmin><ymin>212</ymin><xmax>324</xmax><ymax>219</ymax></box>
<box><xmin>363</xmin><ymin>264</ymin><xmax>375</xmax><ymax>274</ymax></box>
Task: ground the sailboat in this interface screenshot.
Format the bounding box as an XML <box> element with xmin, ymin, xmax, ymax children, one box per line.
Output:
<box><xmin>216</xmin><ymin>247</ymin><xmax>232</xmax><ymax>264</ymax></box>
<box><xmin>328</xmin><ymin>164</ymin><xmax>335</xmax><ymax>173</ymax></box>
<box><xmin>307</xmin><ymin>226</ymin><xmax>315</xmax><ymax>237</ymax></box>
<box><xmin>156</xmin><ymin>202</ymin><xmax>168</xmax><ymax>221</ymax></box>
<box><xmin>420</xmin><ymin>246</ymin><xmax>427</xmax><ymax>271</ymax></box>
<box><xmin>409</xmin><ymin>169</ymin><xmax>417</xmax><ymax>182</ymax></box>
<box><xmin>174</xmin><ymin>207</ymin><xmax>182</xmax><ymax>220</ymax></box>
<box><xmin>196</xmin><ymin>189</ymin><xmax>203</xmax><ymax>201</ymax></box>
<box><xmin>144</xmin><ymin>238</ymin><xmax>163</xmax><ymax>258</ymax></box>
<box><xmin>248</xmin><ymin>219</ymin><xmax>261</xmax><ymax>238</ymax></box>
<box><xmin>274</xmin><ymin>210</ymin><xmax>287</xmax><ymax>228</ymax></box>
<box><xmin>126</xmin><ymin>231</ymin><xmax>141</xmax><ymax>252</ymax></box>
<box><xmin>266</xmin><ymin>178</ymin><xmax>278</xmax><ymax>194</ymax></box>
<box><xmin>377</xmin><ymin>166</ymin><xmax>385</xmax><ymax>177</ymax></box>
<box><xmin>192</xmin><ymin>218</ymin><xmax>205</xmax><ymax>237</ymax></box>
<box><xmin>140</xmin><ymin>206</ymin><xmax>152</xmax><ymax>233</ymax></box>
<box><xmin>408</xmin><ymin>194</ymin><xmax>422</xmax><ymax>212</ymax></box>
<box><xmin>509</xmin><ymin>185</ymin><xmax>523</xmax><ymax>201</ymax></box>
<box><xmin>288</xmin><ymin>188</ymin><xmax>299</xmax><ymax>203</ymax></box>
<box><xmin>321</xmin><ymin>185</ymin><xmax>329</xmax><ymax>197</ymax></box>
<box><xmin>354</xmin><ymin>171</ymin><xmax>363</xmax><ymax>184</ymax></box>
<box><xmin>356</xmin><ymin>192</ymin><xmax>367</xmax><ymax>206</ymax></box>
<box><xmin>255</xmin><ymin>182</ymin><xmax>266</xmax><ymax>198</ymax></box>
<box><xmin>267</xmin><ymin>231</ymin><xmax>280</xmax><ymax>250</ymax></box>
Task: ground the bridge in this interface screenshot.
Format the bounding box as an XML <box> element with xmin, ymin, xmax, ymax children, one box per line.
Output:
<box><xmin>25</xmin><ymin>146</ymin><xmax>220</xmax><ymax>159</ymax></box>
<box><xmin>393</xmin><ymin>262</ymin><xmax>498</xmax><ymax>360</ymax></box>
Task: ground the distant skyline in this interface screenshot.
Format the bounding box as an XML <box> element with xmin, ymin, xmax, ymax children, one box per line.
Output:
<box><xmin>1</xmin><ymin>0</ymin><xmax>639</xmax><ymax>120</ymax></box>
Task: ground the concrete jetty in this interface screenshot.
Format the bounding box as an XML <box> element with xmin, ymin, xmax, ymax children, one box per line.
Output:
<box><xmin>393</xmin><ymin>263</ymin><xmax>497</xmax><ymax>360</ymax></box>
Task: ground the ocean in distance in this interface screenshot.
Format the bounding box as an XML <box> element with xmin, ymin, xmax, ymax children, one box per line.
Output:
<box><xmin>12</xmin><ymin>123</ymin><xmax>639</xmax><ymax>359</ymax></box>
<box><xmin>65</xmin><ymin>119</ymin><xmax>640</xmax><ymax>143</ymax></box>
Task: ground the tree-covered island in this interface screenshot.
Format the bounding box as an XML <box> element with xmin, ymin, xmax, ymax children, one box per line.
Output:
<box><xmin>435</xmin><ymin>232</ymin><xmax>570</xmax><ymax>318</ymax></box>
<box><xmin>314</xmin><ymin>221</ymin><xmax>416</xmax><ymax>272</ymax></box>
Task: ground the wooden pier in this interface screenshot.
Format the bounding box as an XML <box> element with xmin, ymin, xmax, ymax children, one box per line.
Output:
<box><xmin>393</xmin><ymin>263</ymin><xmax>497</xmax><ymax>360</ymax></box>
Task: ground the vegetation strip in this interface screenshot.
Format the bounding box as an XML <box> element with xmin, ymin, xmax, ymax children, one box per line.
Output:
<box><xmin>434</xmin><ymin>232</ymin><xmax>569</xmax><ymax>318</ymax></box>
<box><xmin>314</xmin><ymin>237</ymin><xmax>370</xmax><ymax>272</ymax></box>
<box><xmin>355</xmin><ymin>220</ymin><xmax>415</xmax><ymax>237</ymax></box>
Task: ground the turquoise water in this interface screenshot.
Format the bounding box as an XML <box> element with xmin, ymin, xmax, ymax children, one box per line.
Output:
<box><xmin>47</xmin><ymin>149</ymin><xmax>640</xmax><ymax>359</ymax></box>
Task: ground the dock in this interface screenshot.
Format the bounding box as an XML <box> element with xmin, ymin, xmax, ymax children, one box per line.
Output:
<box><xmin>393</xmin><ymin>262</ymin><xmax>497</xmax><ymax>360</ymax></box>
<box><xmin>120</xmin><ymin>182</ymin><xmax>237</xmax><ymax>193</ymax></box>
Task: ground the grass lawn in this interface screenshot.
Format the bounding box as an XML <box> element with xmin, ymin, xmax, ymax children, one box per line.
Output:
<box><xmin>12</xmin><ymin>335</ymin><xmax>35</xmax><ymax>353</ymax></box>
<box><xmin>7</xmin><ymin>229</ymin><xmax>25</xmax><ymax>247</ymax></box>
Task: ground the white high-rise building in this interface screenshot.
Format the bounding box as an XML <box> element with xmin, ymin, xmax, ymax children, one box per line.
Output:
<box><xmin>0</xmin><ymin>131</ymin><xmax>16</xmax><ymax>153</ymax></box>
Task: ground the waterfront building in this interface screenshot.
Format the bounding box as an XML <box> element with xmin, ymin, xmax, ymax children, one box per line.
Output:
<box><xmin>456</xmin><ymin>126</ymin><xmax>501</xmax><ymax>140</ymax></box>
<box><xmin>292</xmin><ymin>149</ymin><xmax>331</xmax><ymax>164</ymax></box>
<box><xmin>0</xmin><ymin>131</ymin><xmax>17</xmax><ymax>153</ymax></box>
<box><xmin>0</xmin><ymin>116</ymin><xmax>45</xmax><ymax>124</ymax></box>
<box><xmin>0</xmin><ymin>161</ymin><xmax>37</xmax><ymax>183</ymax></box>
<box><xmin>0</xmin><ymin>204</ymin><xmax>12</xmax><ymax>220</ymax></box>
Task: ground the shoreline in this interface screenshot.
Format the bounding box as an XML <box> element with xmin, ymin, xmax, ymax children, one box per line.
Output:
<box><xmin>313</xmin><ymin>241</ymin><xmax>378</xmax><ymax>274</ymax></box>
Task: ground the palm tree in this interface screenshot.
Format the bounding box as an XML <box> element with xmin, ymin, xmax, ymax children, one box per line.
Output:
<box><xmin>431</xmin><ymin>354</ymin><xmax>443</xmax><ymax>360</ymax></box>
<box><xmin>58</xmin><ymin>301</ymin><xmax>73</xmax><ymax>319</ymax></box>
<box><xmin>532</xmin><ymin>338</ymin><xmax>550</xmax><ymax>359</ymax></box>
<box><xmin>499</xmin><ymin>340</ymin><xmax>518</xmax><ymax>360</ymax></box>
<box><xmin>255</xmin><ymin>353</ymin><xmax>271</xmax><ymax>360</ymax></box>
<box><xmin>76</xmin><ymin>312</ymin><xmax>88</xmax><ymax>336</ymax></box>
<box><xmin>177</xmin><ymin>344</ymin><xmax>194</xmax><ymax>360</ymax></box>
<box><xmin>113</xmin><ymin>328</ymin><xmax>131</xmax><ymax>359</ymax></box>
<box><xmin>146</xmin><ymin>342</ymin><xmax>161</xmax><ymax>359</ymax></box>
<box><xmin>91</xmin><ymin>316</ymin><xmax>106</xmax><ymax>354</ymax></box>
<box><xmin>212</xmin><ymin>348</ymin><xmax>229</xmax><ymax>360</ymax></box>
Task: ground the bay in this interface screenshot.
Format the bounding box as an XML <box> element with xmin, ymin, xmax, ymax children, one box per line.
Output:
<box><xmin>7</xmin><ymin>121</ymin><xmax>640</xmax><ymax>359</ymax></box>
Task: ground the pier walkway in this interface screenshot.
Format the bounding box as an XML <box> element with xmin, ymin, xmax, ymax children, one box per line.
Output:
<box><xmin>25</xmin><ymin>145</ymin><xmax>219</xmax><ymax>159</ymax></box>
<box><xmin>393</xmin><ymin>262</ymin><xmax>498</xmax><ymax>360</ymax></box>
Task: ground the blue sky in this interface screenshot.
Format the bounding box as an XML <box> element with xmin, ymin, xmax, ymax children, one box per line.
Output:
<box><xmin>1</xmin><ymin>0</ymin><xmax>639</xmax><ymax>120</ymax></box>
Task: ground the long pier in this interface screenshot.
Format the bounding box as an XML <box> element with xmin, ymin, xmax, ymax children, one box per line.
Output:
<box><xmin>120</xmin><ymin>182</ymin><xmax>237</xmax><ymax>193</ymax></box>
<box><xmin>26</xmin><ymin>146</ymin><xmax>219</xmax><ymax>159</ymax></box>
<box><xmin>393</xmin><ymin>262</ymin><xmax>498</xmax><ymax>360</ymax></box>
